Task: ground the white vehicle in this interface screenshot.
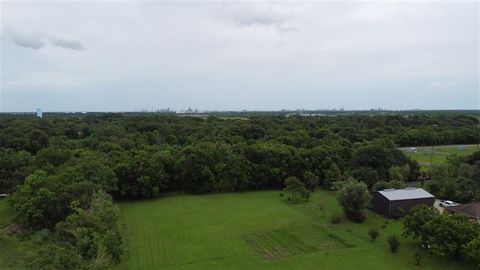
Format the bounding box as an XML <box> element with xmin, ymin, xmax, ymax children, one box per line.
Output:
<box><xmin>439</xmin><ymin>200</ymin><xmax>457</xmax><ymax>207</ymax></box>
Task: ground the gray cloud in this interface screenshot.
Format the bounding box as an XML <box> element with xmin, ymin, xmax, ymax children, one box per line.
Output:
<box><xmin>10</xmin><ymin>31</ymin><xmax>46</xmax><ymax>49</ymax></box>
<box><xmin>50</xmin><ymin>37</ymin><xmax>85</xmax><ymax>51</ymax></box>
<box><xmin>231</xmin><ymin>5</ymin><xmax>292</xmax><ymax>27</ymax></box>
<box><xmin>8</xmin><ymin>29</ymin><xmax>84</xmax><ymax>51</ymax></box>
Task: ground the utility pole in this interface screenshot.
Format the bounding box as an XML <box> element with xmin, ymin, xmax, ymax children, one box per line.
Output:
<box><xmin>430</xmin><ymin>124</ymin><xmax>438</xmax><ymax>168</ymax></box>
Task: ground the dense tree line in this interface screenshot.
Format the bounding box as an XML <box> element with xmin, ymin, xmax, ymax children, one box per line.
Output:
<box><xmin>1</xmin><ymin>113</ymin><xmax>462</xmax><ymax>196</ymax></box>
<box><xmin>426</xmin><ymin>151</ymin><xmax>480</xmax><ymax>203</ymax></box>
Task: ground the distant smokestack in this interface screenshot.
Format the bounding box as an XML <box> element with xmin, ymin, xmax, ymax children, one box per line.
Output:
<box><xmin>36</xmin><ymin>107</ymin><xmax>43</xmax><ymax>118</ymax></box>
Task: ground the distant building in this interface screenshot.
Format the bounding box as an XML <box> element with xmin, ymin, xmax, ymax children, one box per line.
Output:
<box><xmin>36</xmin><ymin>107</ymin><xmax>43</xmax><ymax>118</ymax></box>
<box><xmin>371</xmin><ymin>188</ymin><xmax>435</xmax><ymax>218</ymax></box>
<box><xmin>445</xmin><ymin>202</ymin><xmax>480</xmax><ymax>224</ymax></box>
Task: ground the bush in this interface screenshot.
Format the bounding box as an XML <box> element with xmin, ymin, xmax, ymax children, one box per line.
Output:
<box><xmin>283</xmin><ymin>176</ymin><xmax>310</xmax><ymax>203</ymax></box>
<box><xmin>388</xmin><ymin>235</ymin><xmax>400</xmax><ymax>253</ymax></box>
<box><xmin>28</xmin><ymin>243</ymin><xmax>85</xmax><ymax>270</ymax></box>
<box><xmin>55</xmin><ymin>191</ymin><xmax>122</xmax><ymax>262</ymax></box>
<box><xmin>330</xmin><ymin>213</ymin><xmax>342</xmax><ymax>224</ymax></box>
<box><xmin>368</xmin><ymin>228</ymin><xmax>379</xmax><ymax>242</ymax></box>
<box><xmin>394</xmin><ymin>207</ymin><xmax>406</xmax><ymax>219</ymax></box>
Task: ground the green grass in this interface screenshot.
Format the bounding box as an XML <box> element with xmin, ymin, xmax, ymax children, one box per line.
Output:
<box><xmin>116</xmin><ymin>190</ymin><xmax>475</xmax><ymax>270</ymax></box>
<box><xmin>0</xmin><ymin>199</ymin><xmax>14</xmax><ymax>228</ymax></box>
<box><xmin>400</xmin><ymin>144</ymin><xmax>479</xmax><ymax>170</ymax></box>
<box><xmin>0</xmin><ymin>199</ymin><xmax>28</xmax><ymax>270</ymax></box>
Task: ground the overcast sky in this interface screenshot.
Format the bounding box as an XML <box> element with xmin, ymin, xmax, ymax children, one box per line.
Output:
<box><xmin>1</xmin><ymin>1</ymin><xmax>479</xmax><ymax>112</ymax></box>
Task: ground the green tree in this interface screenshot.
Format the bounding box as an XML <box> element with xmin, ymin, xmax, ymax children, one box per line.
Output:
<box><xmin>336</xmin><ymin>179</ymin><xmax>371</xmax><ymax>222</ymax></box>
<box><xmin>60</xmin><ymin>154</ymin><xmax>118</xmax><ymax>193</ymax></box>
<box><xmin>373</xmin><ymin>180</ymin><xmax>405</xmax><ymax>191</ymax></box>
<box><xmin>352</xmin><ymin>167</ymin><xmax>380</xmax><ymax>188</ymax></box>
<box><xmin>11</xmin><ymin>170</ymin><xmax>87</xmax><ymax>229</ymax></box>
<box><xmin>283</xmin><ymin>176</ymin><xmax>310</xmax><ymax>203</ymax></box>
<box><xmin>428</xmin><ymin>164</ymin><xmax>454</xmax><ymax>180</ymax></box>
<box><xmin>465</xmin><ymin>236</ymin><xmax>480</xmax><ymax>266</ymax></box>
<box><xmin>303</xmin><ymin>170</ymin><xmax>319</xmax><ymax>191</ymax></box>
<box><xmin>11</xmin><ymin>158</ymin><xmax>114</xmax><ymax>229</ymax></box>
<box><xmin>372</xmin><ymin>181</ymin><xmax>389</xmax><ymax>191</ymax></box>
<box><xmin>403</xmin><ymin>204</ymin><xmax>439</xmax><ymax>244</ymax></box>
<box><xmin>27</xmin><ymin>129</ymin><xmax>49</xmax><ymax>154</ymax></box>
<box><xmin>388</xmin><ymin>166</ymin><xmax>405</xmax><ymax>182</ymax></box>
<box><xmin>400</xmin><ymin>164</ymin><xmax>411</xmax><ymax>181</ymax></box>
<box><xmin>324</xmin><ymin>163</ymin><xmax>342</xmax><ymax>189</ymax></box>
<box><xmin>457</xmin><ymin>162</ymin><xmax>474</xmax><ymax>179</ymax></box>
<box><xmin>0</xmin><ymin>149</ymin><xmax>32</xmax><ymax>193</ymax></box>
<box><xmin>423</xmin><ymin>214</ymin><xmax>479</xmax><ymax>259</ymax></box>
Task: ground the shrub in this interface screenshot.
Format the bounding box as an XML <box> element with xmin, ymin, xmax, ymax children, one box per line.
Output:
<box><xmin>28</xmin><ymin>243</ymin><xmax>84</xmax><ymax>270</ymax></box>
<box><xmin>283</xmin><ymin>176</ymin><xmax>310</xmax><ymax>203</ymax></box>
<box><xmin>368</xmin><ymin>228</ymin><xmax>379</xmax><ymax>242</ymax></box>
<box><xmin>394</xmin><ymin>207</ymin><xmax>406</xmax><ymax>219</ymax></box>
<box><xmin>330</xmin><ymin>213</ymin><xmax>342</xmax><ymax>224</ymax></box>
<box><xmin>388</xmin><ymin>235</ymin><xmax>400</xmax><ymax>253</ymax></box>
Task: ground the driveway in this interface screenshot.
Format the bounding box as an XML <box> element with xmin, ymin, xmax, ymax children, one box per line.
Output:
<box><xmin>434</xmin><ymin>199</ymin><xmax>445</xmax><ymax>214</ymax></box>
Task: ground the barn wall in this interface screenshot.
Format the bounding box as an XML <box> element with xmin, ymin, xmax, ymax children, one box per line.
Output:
<box><xmin>371</xmin><ymin>192</ymin><xmax>390</xmax><ymax>217</ymax></box>
<box><xmin>390</xmin><ymin>197</ymin><xmax>435</xmax><ymax>217</ymax></box>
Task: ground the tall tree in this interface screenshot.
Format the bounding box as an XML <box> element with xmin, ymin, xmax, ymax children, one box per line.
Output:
<box><xmin>336</xmin><ymin>179</ymin><xmax>371</xmax><ymax>222</ymax></box>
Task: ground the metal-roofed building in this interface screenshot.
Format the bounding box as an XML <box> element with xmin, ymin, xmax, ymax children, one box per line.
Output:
<box><xmin>371</xmin><ymin>188</ymin><xmax>435</xmax><ymax>218</ymax></box>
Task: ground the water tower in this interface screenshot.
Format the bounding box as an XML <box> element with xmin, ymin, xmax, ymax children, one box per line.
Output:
<box><xmin>36</xmin><ymin>107</ymin><xmax>43</xmax><ymax>118</ymax></box>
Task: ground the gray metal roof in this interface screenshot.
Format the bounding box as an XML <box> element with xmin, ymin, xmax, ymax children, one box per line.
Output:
<box><xmin>378</xmin><ymin>188</ymin><xmax>434</xmax><ymax>201</ymax></box>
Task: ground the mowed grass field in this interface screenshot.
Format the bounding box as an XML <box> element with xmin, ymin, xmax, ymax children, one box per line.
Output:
<box><xmin>116</xmin><ymin>190</ymin><xmax>474</xmax><ymax>270</ymax></box>
<box><xmin>400</xmin><ymin>144</ymin><xmax>479</xmax><ymax>170</ymax></box>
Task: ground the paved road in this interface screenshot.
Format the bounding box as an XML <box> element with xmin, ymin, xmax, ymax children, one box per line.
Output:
<box><xmin>398</xmin><ymin>144</ymin><xmax>479</xmax><ymax>150</ymax></box>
